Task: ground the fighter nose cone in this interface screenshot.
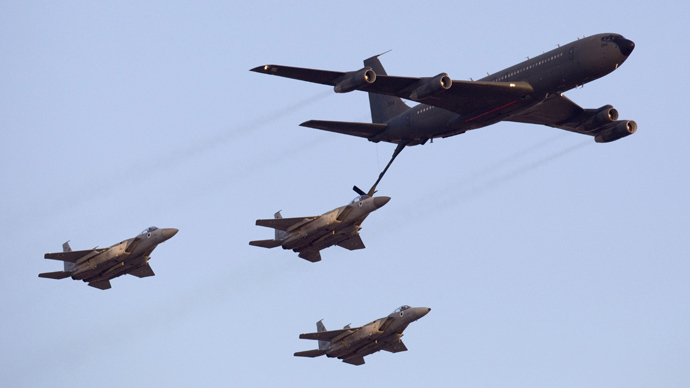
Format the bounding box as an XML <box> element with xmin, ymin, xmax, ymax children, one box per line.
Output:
<box><xmin>161</xmin><ymin>228</ymin><xmax>179</xmax><ymax>240</ymax></box>
<box><xmin>417</xmin><ymin>307</ymin><xmax>431</xmax><ymax>318</ymax></box>
<box><xmin>373</xmin><ymin>196</ymin><xmax>391</xmax><ymax>208</ymax></box>
<box><xmin>619</xmin><ymin>38</ymin><xmax>635</xmax><ymax>56</ymax></box>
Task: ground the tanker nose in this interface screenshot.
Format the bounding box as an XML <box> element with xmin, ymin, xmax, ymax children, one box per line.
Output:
<box><xmin>618</xmin><ymin>38</ymin><xmax>635</xmax><ymax>56</ymax></box>
<box><xmin>373</xmin><ymin>196</ymin><xmax>391</xmax><ymax>209</ymax></box>
<box><xmin>161</xmin><ymin>228</ymin><xmax>179</xmax><ymax>241</ymax></box>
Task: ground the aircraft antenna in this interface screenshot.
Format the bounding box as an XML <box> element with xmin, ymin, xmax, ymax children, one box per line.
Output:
<box><xmin>371</xmin><ymin>49</ymin><xmax>392</xmax><ymax>59</ymax></box>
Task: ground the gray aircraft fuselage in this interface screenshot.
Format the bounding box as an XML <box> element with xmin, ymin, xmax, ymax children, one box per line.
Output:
<box><xmin>40</xmin><ymin>227</ymin><xmax>178</xmax><ymax>290</ymax></box>
<box><xmin>324</xmin><ymin>306</ymin><xmax>430</xmax><ymax>360</ymax></box>
<box><xmin>281</xmin><ymin>196</ymin><xmax>388</xmax><ymax>251</ymax></box>
<box><xmin>252</xmin><ymin>33</ymin><xmax>636</xmax><ymax>145</ymax></box>
<box><xmin>372</xmin><ymin>34</ymin><xmax>634</xmax><ymax>143</ymax></box>
<box><xmin>295</xmin><ymin>305</ymin><xmax>431</xmax><ymax>365</ymax></box>
<box><xmin>250</xmin><ymin>195</ymin><xmax>390</xmax><ymax>262</ymax></box>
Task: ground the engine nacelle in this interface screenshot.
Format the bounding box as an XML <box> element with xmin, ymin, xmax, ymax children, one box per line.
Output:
<box><xmin>409</xmin><ymin>73</ymin><xmax>452</xmax><ymax>100</ymax></box>
<box><xmin>581</xmin><ymin>105</ymin><xmax>619</xmax><ymax>132</ymax></box>
<box><xmin>334</xmin><ymin>67</ymin><xmax>376</xmax><ymax>93</ymax></box>
<box><xmin>594</xmin><ymin>120</ymin><xmax>637</xmax><ymax>143</ymax></box>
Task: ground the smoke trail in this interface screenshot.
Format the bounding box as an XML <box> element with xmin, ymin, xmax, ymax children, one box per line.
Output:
<box><xmin>383</xmin><ymin>138</ymin><xmax>592</xmax><ymax>226</ymax></box>
<box><xmin>20</xmin><ymin>91</ymin><xmax>333</xmax><ymax>224</ymax></box>
<box><xmin>441</xmin><ymin>139</ymin><xmax>592</xmax><ymax>206</ymax></box>
<box><xmin>157</xmin><ymin>90</ymin><xmax>332</xmax><ymax>166</ymax></box>
<box><xmin>457</xmin><ymin>133</ymin><xmax>567</xmax><ymax>186</ymax></box>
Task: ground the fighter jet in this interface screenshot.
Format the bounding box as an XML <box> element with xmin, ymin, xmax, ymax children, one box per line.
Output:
<box><xmin>251</xmin><ymin>33</ymin><xmax>636</xmax><ymax>156</ymax></box>
<box><xmin>295</xmin><ymin>305</ymin><xmax>431</xmax><ymax>365</ymax></box>
<box><xmin>250</xmin><ymin>186</ymin><xmax>389</xmax><ymax>262</ymax></box>
<box><xmin>39</xmin><ymin>226</ymin><xmax>178</xmax><ymax>290</ymax></box>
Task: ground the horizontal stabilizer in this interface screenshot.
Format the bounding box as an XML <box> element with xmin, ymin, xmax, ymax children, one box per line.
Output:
<box><xmin>249</xmin><ymin>239</ymin><xmax>282</xmax><ymax>249</ymax></box>
<box><xmin>300</xmin><ymin>120</ymin><xmax>388</xmax><ymax>139</ymax></box>
<box><xmin>342</xmin><ymin>356</ymin><xmax>365</xmax><ymax>366</ymax></box>
<box><xmin>38</xmin><ymin>271</ymin><xmax>71</xmax><ymax>280</ymax></box>
<box><xmin>256</xmin><ymin>216</ymin><xmax>314</xmax><ymax>232</ymax></box>
<box><xmin>88</xmin><ymin>280</ymin><xmax>112</xmax><ymax>290</ymax></box>
<box><xmin>129</xmin><ymin>263</ymin><xmax>155</xmax><ymax>278</ymax></box>
<box><xmin>337</xmin><ymin>234</ymin><xmax>365</xmax><ymax>251</ymax></box>
<box><xmin>294</xmin><ymin>349</ymin><xmax>327</xmax><ymax>358</ymax></box>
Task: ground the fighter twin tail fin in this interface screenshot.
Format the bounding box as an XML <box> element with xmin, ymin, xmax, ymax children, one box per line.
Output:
<box><xmin>293</xmin><ymin>319</ymin><xmax>331</xmax><ymax>358</ymax></box>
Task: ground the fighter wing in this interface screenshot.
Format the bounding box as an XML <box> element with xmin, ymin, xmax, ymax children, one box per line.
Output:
<box><xmin>299</xmin><ymin>327</ymin><xmax>359</xmax><ymax>342</ymax></box>
<box><xmin>255</xmin><ymin>216</ymin><xmax>315</xmax><ymax>232</ymax></box>
<box><xmin>342</xmin><ymin>356</ymin><xmax>365</xmax><ymax>366</ymax></box>
<box><xmin>88</xmin><ymin>280</ymin><xmax>111</xmax><ymax>290</ymax></box>
<box><xmin>298</xmin><ymin>250</ymin><xmax>322</xmax><ymax>263</ymax></box>
<box><xmin>381</xmin><ymin>340</ymin><xmax>408</xmax><ymax>353</ymax></box>
<box><xmin>337</xmin><ymin>234</ymin><xmax>365</xmax><ymax>251</ymax></box>
<box><xmin>128</xmin><ymin>263</ymin><xmax>155</xmax><ymax>278</ymax></box>
<box><xmin>251</xmin><ymin>64</ymin><xmax>534</xmax><ymax>116</ymax></box>
<box><xmin>44</xmin><ymin>248</ymin><xmax>106</xmax><ymax>263</ymax></box>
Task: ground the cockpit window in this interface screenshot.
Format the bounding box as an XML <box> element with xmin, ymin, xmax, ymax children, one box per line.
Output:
<box><xmin>394</xmin><ymin>305</ymin><xmax>411</xmax><ymax>313</ymax></box>
<box><xmin>351</xmin><ymin>195</ymin><xmax>370</xmax><ymax>204</ymax></box>
<box><xmin>601</xmin><ymin>35</ymin><xmax>620</xmax><ymax>42</ymax></box>
<box><xmin>141</xmin><ymin>226</ymin><xmax>158</xmax><ymax>235</ymax></box>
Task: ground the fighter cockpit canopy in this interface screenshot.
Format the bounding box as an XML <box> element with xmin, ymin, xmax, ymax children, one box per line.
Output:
<box><xmin>351</xmin><ymin>195</ymin><xmax>371</xmax><ymax>204</ymax></box>
<box><xmin>141</xmin><ymin>226</ymin><xmax>159</xmax><ymax>235</ymax></box>
<box><xmin>394</xmin><ymin>305</ymin><xmax>411</xmax><ymax>313</ymax></box>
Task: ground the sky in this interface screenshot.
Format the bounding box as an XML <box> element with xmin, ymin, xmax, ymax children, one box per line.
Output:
<box><xmin>2</xmin><ymin>1</ymin><xmax>689</xmax><ymax>387</ymax></box>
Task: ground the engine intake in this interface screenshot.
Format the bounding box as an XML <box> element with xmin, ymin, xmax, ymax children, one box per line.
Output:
<box><xmin>409</xmin><ymin>73</ymin><xmax>452</xmax><ymax>100</ymax></box>
<box><xmin>582</xmin><ymin>105</ymin><xmax>619</xmax><ymax>132</ymax></box>
<box><xmin>334</xmin><ymin>67</ymin><xmax>376</xmax><ymax>93</ymax></box>
<box><xmin>594</xmin><ymin>120</ymin><xmax>637</xmax><ymax>143</ymax></box>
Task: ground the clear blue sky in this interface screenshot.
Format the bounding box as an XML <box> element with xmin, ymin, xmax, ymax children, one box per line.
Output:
<box><xmin>2</xmin><ymin>1</ymin><xmax>688</xmax><ymax>387</ymax></box>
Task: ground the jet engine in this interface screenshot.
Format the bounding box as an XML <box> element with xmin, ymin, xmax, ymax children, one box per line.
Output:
<box><xmin>334</xmin><ymin>67</ymin><xmax>376</xmax><ymax>93</ymax></box>
<box><xmin>582</xmin><ymin>105</ymin><xmax>619</xmax><ymax>132</ymax></box>
<box><xmin>594</xmin><ymin>120</ymin><xmax>637</xmax><ymax>143</ymax></box>
<box><xmin>409</xmin><ymin>73</ymin><xmax>452</xmax><ymax>100</ymax></box>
